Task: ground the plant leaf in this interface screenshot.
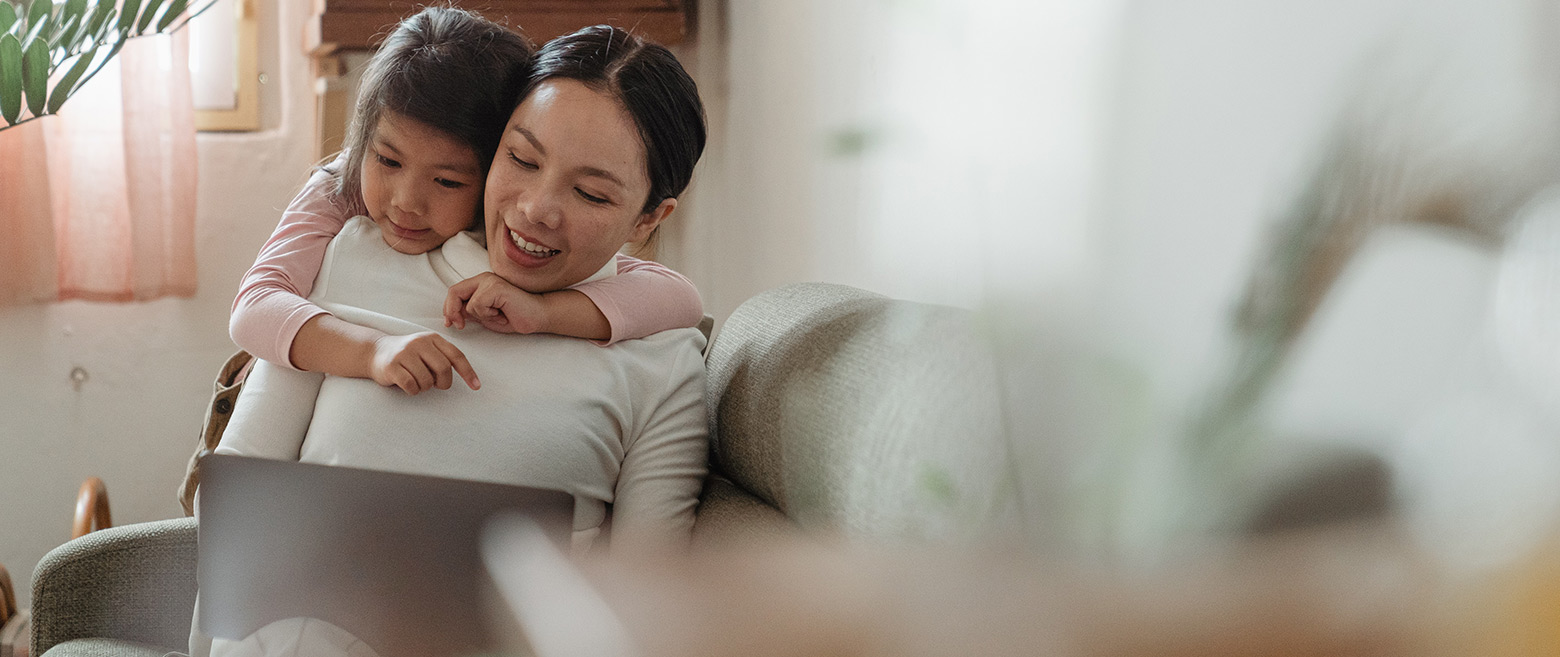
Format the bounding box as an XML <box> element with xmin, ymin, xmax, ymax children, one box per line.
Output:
<box><xmin>154</xmin><ymin>0</ymin><xmax>183</xmax><ymax>32</ymax></box>
<box><xmin>0</xmin><ymin>33</ymin><xmax>22</xmax><ymax>123</ymax></box>
<box><xmin>54</xmin><ymin>0</ymin><xmax>81</xmax><ymax>45</ymax></box>
<box><xmin>46</xmin><ymin>42</ymin><xmax>91</xmax><ymax>113</ymax></box>
<box><xmin>23</xmin><ymin>0</ymin><xmax>47</xmax><ymax>34</ymax></box>
<box><xmin>52</xmin><ymin>10</ymin><xmax>78</xmax><ymax>49</ymax></box>
<box><xmin>134</xmin><ymin>0</ymin><xmax>161</xmax><ymax>33</ymax></box>
<box><xmin>114</xmin><ymin>0</ymin><xmax>139</xmax><ymax>35</ymax></box>
<box><xmin>20</xmin><ymin>34</ymin><xmax>45</xmax><ymax>116</ymax></box>
<box><xmin>82</xmin><ymin>0</ymin><xmax>110</xmax><ymax>39</ymax></box>
<box><xmin>20</xmin><ymin>4</ymin><xmax>47</xmax><ymax>44</ymax></box>
<box><xmin>0</xmin><ymin>3</ymin><xmax>15</xmax><ymax>35</ymax></box>
<box><xmin>25</xmin><ymin>0</ymin><xmax>52</xmax><ymax>44</ymax></box>
<box><xmin>88</xmin><ymin>6</ymin><xmax>112</xmax><ymax>42</ymax></box>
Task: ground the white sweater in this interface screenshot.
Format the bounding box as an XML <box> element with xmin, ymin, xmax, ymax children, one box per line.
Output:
<box><xmin>217</xmin><ymin>217</ymin><xmax>709</xmax><ymax>554</ymax></box>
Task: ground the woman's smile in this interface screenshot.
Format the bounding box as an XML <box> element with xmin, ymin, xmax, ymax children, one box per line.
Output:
<box><xmin>501</xmin><ymin>227</ymin><xmax>562</xmax><ymax>268</ymax></box>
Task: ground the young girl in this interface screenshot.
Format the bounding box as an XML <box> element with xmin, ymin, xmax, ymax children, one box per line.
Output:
<box><xmin>230</xmin><ymin>9</ymin><xmax>702</xmax><ymax>396</ymax></box>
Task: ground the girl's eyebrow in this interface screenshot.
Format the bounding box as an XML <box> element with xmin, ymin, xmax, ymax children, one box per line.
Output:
<box><xmin>375</xmin><ymin>134</ymin><xmax>479</xmax><ymax>176</ymax></box>
<box><xmin>514</xmin><ymin>126</ymin><xmax>626</xmax><ymax>189</ymax></box>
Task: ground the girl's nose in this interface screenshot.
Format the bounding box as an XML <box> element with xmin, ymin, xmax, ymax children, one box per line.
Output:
<box><xmin>390</xmin><ymin>184</ymin><xmax>425</xmax><ymax>216</ymax></box>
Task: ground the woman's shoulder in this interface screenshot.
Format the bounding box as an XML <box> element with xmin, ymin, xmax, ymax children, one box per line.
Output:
<box><xmin>604</xmin><ymin>327</ymin><xmax>708</xmax><ymax>382</ymax></box>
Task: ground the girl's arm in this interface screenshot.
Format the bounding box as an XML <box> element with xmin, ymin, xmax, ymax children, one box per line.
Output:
<box><xmin>231</xmin><ymin>157</ymin><xmax>479</xmax><ymax>393</ymax></box>
<box><xmin>585</xmin><ymin>254</ymin><xmax>705</xmax><ymax>343</ymax></box>
<box><xmin>444</xmin><ymin>253</ymin><xmax>704</xmax><ymax>343</ymax></box>
<box><xmin>228</xmin><ymin>163</ymin><xmax>346</xmax><ymax>368</ymax></box>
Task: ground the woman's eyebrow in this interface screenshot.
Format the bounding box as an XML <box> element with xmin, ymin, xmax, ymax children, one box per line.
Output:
<box><xmin>515</xmin><ymin>126</ymin><xmax>626</xmax><ymax>189</ymax></box>
<box><xmin>577</xmin><ymin>166</ymin><xmax>626</xmax><ymax>189</ymax></box>
<box><xmin>516</xmin><ymin>127</ymin><xmax>547</xmax><ymax>155</ymax></box>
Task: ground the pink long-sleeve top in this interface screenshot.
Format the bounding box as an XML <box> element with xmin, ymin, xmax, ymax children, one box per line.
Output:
<box><xmin>230</xmin><ymin>162</ymin><xmax>704</xmax><ymax>369</ymax></box>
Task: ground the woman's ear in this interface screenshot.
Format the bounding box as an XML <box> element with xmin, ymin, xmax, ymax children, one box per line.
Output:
<box><xmin>629</xmin><ymin>197</ymin><xmax>677</xmax><ymax>243</ymax></box>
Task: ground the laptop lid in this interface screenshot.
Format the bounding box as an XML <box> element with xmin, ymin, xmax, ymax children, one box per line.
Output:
<box><xmin>197</xmin><ymin>453</ymin><xmax>575</xmax><ymax>657</ymax></box>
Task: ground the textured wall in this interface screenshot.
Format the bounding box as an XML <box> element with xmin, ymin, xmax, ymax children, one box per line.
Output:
<box><xmin>0</xmin><ymin>0</ymin><xmax>318</xmax><ymax>607</ymax></box>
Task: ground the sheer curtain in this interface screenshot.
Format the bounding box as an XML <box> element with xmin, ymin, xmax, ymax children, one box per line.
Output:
<box><xmin>0</xmin><ymin>30</ymin><xmax>197</xmax><ymax>304</ymax></box>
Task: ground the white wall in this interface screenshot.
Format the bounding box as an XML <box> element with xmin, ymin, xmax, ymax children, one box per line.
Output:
<box><xmin>667</xmin><ymin>0</ymin><xmax>1122</xmax><ymax>330</ymax></box>
<box><xmin>0</xmin><ymin>0</ymin><xmax>317</xmax><ymax>606</ymax></box>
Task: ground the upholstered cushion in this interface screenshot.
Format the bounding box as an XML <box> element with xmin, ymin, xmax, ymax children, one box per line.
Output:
<box><xmin>705</xmin><ymin>283</ymin><xmax>1017</xmax><ymax>540</ymax></box>
<box><xmin>39</xmin><ymin>637</ymin><xmax>174</xmax><ymax>657</ymax></box>
<box><xmin>31</xmin><ymin>519</ymin><xmax>198</xmax><ymax>657</ymax></box>
<box><xmin>39</xmin><ymin>638</ymin><xmax>172</xmax><ymax>657</ymax></box>
<box><xmin>691</xmin><ymin>476</ymin><xmax>795</xmax><ymax>547</ymax></box>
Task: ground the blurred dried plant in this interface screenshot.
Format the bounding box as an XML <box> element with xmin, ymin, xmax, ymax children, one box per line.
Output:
<box><xmin>1184</xmin><ymin>0</ymin><xmax>1560</xmax><ymax>524</ymax></box>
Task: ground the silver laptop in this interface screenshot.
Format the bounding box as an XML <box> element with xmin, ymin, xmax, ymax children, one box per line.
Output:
<box><xmin>197</xmin><ymin>453</ymin><xmax>575</xmax><ymax>657</ymax></box>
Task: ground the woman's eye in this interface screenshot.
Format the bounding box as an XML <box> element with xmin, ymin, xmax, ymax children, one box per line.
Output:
<box><xmin>508</xmin><ymin>152</ymin><xmax>538</xmax><ymax>170</ymax></box>
<box><xmin>375</xmin><ymin>153</ymin><xmax>400</xmax><ymax>168</ymax></box>
<box><xmin>576</xmin><ymin>188</ymin><xmax>609</xmax><ymax>204</ymax></box>
<box><xmin>435</xmin><ymin>178</ymin><xmax>466</xmax><ymax>189</ymax></box>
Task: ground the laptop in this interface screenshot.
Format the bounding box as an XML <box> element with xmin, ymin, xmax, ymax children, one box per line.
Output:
<box><xmin>197</xmin><ymin>453</ymin><xmax>575</xmax><ymax>657</ymax></box>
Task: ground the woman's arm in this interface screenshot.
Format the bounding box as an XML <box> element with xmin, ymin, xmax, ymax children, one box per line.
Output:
<box><xmin>213</xmin><ymin>359</ymin><xmax>324</xmax><ymax>461</ymax></box>
<box><xmin>444</xmin><ymin>254</ymin><xmax>704</xmax><ymax>343</ymax></box>
<box><xmin>608</xmin><ymin>340</ymin><xmax>710</xmax><ymax>556</ymax></box>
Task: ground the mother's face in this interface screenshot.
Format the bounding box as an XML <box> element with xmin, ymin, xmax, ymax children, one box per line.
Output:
<box><xmin>484</xmin><ymin>79</ymin><xmax>676</xmax><ymax>293</ymax></box>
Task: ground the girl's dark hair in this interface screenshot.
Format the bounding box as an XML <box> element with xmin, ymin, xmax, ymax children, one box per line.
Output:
<box><xmin>335</xmin><ymin>6</ymin><xmax>533</xmax><ymax>221</ymax></box>
<box><xmin>526</xmin><ymin>25</ymin><xmax>707</xmax><ymax>215</ymax></box>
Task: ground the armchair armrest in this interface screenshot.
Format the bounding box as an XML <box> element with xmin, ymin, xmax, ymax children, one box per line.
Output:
<box><xmin>31</xmin><ymin>518</ymin><xmax>198</xmax><ymax>657</ymax></box>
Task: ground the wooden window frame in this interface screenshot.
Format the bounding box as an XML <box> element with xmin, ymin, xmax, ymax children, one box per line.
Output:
<box><xmin>195</xmin><ymin>0</ymin><xmax>260</xmax><ymax>132</ymax></box>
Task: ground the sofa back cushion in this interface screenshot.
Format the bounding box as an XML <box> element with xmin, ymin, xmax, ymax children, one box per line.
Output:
<box><xmin>705</xmin><ymin>283</ymin><xmax>1018</xmax><ymax>540</ymax></box>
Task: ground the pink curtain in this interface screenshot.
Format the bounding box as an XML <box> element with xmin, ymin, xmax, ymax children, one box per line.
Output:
<box><xmin>0</xmin><ymin>31</ymin><xmax>197</xmax><ymax>304</ymax></box>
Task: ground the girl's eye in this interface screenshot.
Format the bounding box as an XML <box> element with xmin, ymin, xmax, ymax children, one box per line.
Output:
<box><xmin>435</xmin><ymin>178</ymin><xmax>466</xmax><ymax>189</ymax></box>
<box><xmin>576</xmin><ymin>188</ymin><xmax>609</xmax><ymax>205</ymax></box>
<box><xmin>508</xmin><ymin>152</ymin><xmax>538</xmax><ymax>170</ymax></box>
<box><xmin>375</xmin><ymin>153</ymin><xmax>401</xmax><ymax>168</ymax></box>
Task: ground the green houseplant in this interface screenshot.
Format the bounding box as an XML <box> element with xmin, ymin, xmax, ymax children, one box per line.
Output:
<box><xmin>0</xmin><ymin>0</ymin><xmax>214</xmax><ymax>131</ymax></box>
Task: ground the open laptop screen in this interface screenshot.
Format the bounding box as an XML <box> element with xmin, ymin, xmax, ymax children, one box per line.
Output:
<box><xmin>197</xmin><ymin>453</ymin><xmax>574</xmax><ymax>657</ymax></box>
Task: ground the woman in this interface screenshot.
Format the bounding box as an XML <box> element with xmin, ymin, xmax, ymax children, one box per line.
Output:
<box><xmin>215</xmin><ymin>24</ymin><xmax>709</xmax><ymax>555</ymax></box>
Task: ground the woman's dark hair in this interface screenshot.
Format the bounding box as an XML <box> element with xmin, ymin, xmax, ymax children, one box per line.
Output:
<box><xmin>526</xmin><ymin>25</ymin><xmax>707</xmax><ymax>215</ymax></box>
<box><xmin>334</xmin><ymin>6</ymin><xmax>533</xmax><ymax>222</ymax></box>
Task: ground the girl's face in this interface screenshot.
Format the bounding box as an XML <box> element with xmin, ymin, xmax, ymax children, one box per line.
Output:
<box><xmin>485</xmin><ymin>79</ymin><xmax>676</xmax><ymax>292</ymax></box>
<box><xmin>360</xmin><ymin>111</ymin><xmax>484</xmax><ymax>255</ymax></box>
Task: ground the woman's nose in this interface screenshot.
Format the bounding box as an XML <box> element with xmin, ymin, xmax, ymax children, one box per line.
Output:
<box><xmin>517</xmin><ymin>191</ymin><xmax>563</xmax><ymax>229</ymax></box>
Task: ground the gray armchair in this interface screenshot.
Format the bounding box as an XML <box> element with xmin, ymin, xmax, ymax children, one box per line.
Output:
<box><xmin>31</xmin><ymin>519</ymin><xmax>197</xmax><ymax>657</ymax></box>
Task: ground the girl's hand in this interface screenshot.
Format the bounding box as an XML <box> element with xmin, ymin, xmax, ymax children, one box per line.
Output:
<box><xmin>370</xmin><ymin>332</ymin><xmax>480</xmax><ymax>394</ymax></box>
<box><xmin>444</xmin><ymin>272</ymin><xmax>548</xmax><ymax>334</ymax></box>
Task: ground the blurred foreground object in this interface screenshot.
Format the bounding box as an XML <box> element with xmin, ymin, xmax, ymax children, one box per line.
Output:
<box><xmin>488</xmin><ymin>518</ymin><xmax>1560</xmax><ymax>657</ymax></box>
